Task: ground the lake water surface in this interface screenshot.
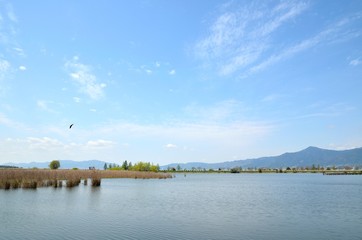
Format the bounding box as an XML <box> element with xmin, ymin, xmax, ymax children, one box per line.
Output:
<box><xmin>1</xmin><ymin>173</ymin><xmax>361</xmax><ymax>240</ymax></box>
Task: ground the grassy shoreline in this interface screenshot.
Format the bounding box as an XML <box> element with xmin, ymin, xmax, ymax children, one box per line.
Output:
<box><xmin>0</xmin><ymin>169</ymin><xmax>172</xmax><ymax>190</ymax></box>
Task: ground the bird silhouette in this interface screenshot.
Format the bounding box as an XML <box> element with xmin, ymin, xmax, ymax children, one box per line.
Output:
<box><xmin>69</xmin><ymin>124</ymin><xmax>74</xmax><ymax>129</ymax></box>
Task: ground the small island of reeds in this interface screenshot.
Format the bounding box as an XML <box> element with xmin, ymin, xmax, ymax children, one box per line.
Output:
<box><xmin>0</xmin><ymin>168</ymin><xmax>172</xmax><ymax>190</ymax></box>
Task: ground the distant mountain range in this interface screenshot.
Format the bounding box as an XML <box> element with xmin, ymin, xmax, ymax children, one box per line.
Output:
<box><xmin>2</xmin><ymin>146</ymin><xmax>362</xmax><ymax>170</ymax></box>
<box><xmin>162</xmin><ymin>146</ymin><xmax>362</xmax><ymax>170</ymax></box>
<box><xmin>2</xmin><ymin>160</ymin><xmax>110</xmax><ymax>170</ymax></box>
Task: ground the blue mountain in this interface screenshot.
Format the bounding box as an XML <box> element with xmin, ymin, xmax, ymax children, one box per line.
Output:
<box><xmin>162</xmin><ymin>146</ymin><xmax>362</xmax><ymax>170</ymax></box>
<box><xmin>3</xmin><ymin>160</ymin><xmax>111</xmax><ymax>169</ymax></box>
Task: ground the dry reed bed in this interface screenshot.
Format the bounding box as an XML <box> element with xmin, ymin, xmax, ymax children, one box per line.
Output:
<box><xmin>0</xmin><ymin>169</ymin><xmax>172</xmax><ymax>190</ymax></box>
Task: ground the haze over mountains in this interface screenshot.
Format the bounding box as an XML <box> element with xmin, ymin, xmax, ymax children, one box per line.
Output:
<box><xmin>163</xmin><ymin>146</ymin><xmax>362</xmax><ymax>170</ymax></box>
<box><xmin>3</xmin><ymin>146</ymin><xmax>362</xmax><ymax>170</ymax></box>
<box><xmin>3</xmin><ymin>160</ymin><xmax>110</xmax><ymax>170</ymax></box>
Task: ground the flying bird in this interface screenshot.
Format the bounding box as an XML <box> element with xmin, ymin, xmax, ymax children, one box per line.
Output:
<box><xmin>69</xmin><ymin>124</ymin><xmax>74</xmax><ymax>129</ymax></box>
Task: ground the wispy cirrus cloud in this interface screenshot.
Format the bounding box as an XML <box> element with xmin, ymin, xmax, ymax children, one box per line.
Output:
<box><xmin>0</xmin><ymin>112</ymin><xmax>31</xmax><ymax>131</ymax></box>
<box><xmin>0</xmin><ymin>2</ymin><xmax>19</xmax><ymax>44</ymax></box>
<box><xmin>0</xmin><ymin>59</ymin><xmax>10</xmax><ymax>80</ymax></box>
<box><xmin>73</xmin><ymin>97</ymin><xmax>81</xmax><ymax>103</ymax></box>
<box><xmin>195</xmin><ymin>1</ymin><xmax>361</xmax><ymax>77</ymax></box>
<box><xmin>183</xmin><ymin>100</ymin><xmax>247</xmax><ymax>122</ymax></box>
<box><xmin>349</xmin><ymin>58</ymin><xmax>361</xmax><ymax>66</ymax></box>
<box><xmin>0</xmin><ymin>112</ymin><xmax>13</xmax><ymax>126</ymax></box>
<box><xmin>6</xmin><ymin>4</ymin><xmax>18</xmax><ymax>23</ymax></box>
<box><xmin>65</xmin><ymin>56</ymin><xmax>106</xmax><ymax>100</ymax></box>
<box><xmin>250</xmin><ymin>17</ymin><xmax>361</xmax><ymax>74</ymax></box>
<box><xmin>195</xmin><ymin>1</ymin><xmax>308</xmax><ymax>76</ymax></box>
<box><xmin>37</xmin><ymin>100</ymin><xmax>62</xmax><ymax>114</ymax></box>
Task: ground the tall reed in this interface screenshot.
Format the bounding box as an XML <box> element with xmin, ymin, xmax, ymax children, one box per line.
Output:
<box><xmin>0</xmin><ymin>169</ymin><xmax>172</xmax><ymax>190</ymax></box>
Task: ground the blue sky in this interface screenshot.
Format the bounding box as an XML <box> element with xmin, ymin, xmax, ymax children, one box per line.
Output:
<box><xmin>1</xmin><ymin>0</ymin><xmax>362</xmax><ymax>165</ymax></box>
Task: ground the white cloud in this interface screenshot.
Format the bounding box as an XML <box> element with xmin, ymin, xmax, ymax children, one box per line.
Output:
<box><xmin>349</xmin><ymin>58</ymin><xmax>361</xmax><ymax>66</ymax></box>
<box><xmin>1</xmin><ymin>136</ymin><xmax>119</xmax><ymax>163</ymax></box>
<box><xmin>98</xmin><ymin>119</ymin><xmax>272</xmax><ymax>148</ymax></box>
<box><xmin>27</xmin><ymin>137</ymin><xmax>63</xmax><ymax>150</ymax></box>
<box><xmin>169</xmin><ymin>69</ymin><xmax>176</xmax><ymax>75</ymax></box>
<box><xmin>13</xmin><ymin>47</ymin><xmax>25</xmax><ymax>57</ymax></box>
<box><xmin>249</xmin><ymin>17</ymin><xmax>358</xmax><ymax>75</ymax></box>
<box><xmin>327</xmin><ymin>143</ymin><xmax>360</xmax><ymax>151</ymax></box>
<box><xmin>37</xmin><ymin>100</ymin><xmax>58</xmax><ymax>113</ymax></box>
<box><xmin>165</xmin><ymin>143</ymin><xmax>177</xmax><ymax>149</ymax></box>
<box><xmin>254</xmin><ymin>2</ymin><xmax>308</xmax><ymax>37</ymax></box>
<box><xmin>65</xmin><ymin>57</ymin><xmax>106</xmax><ymax>100</ymax></box>
<box><xmin>90</xmin><ymin>108</ymin><xmax>97</xmax><ymax>112</ymax></box>
<box><xmin>183</xmin><ymin>100</ymin><xmax>247</xmax><ymax>122</ymax></box>
<box><xmin>86</xmin><ymin>139</ymin><xmax>115</xmax><ymax>148</ymax></box>
<box><xmin>19</xmin><ymin>65</ymin><xmax>26</xmax><ymax>71</ymax></box>
<box><xmin>0</xmin><ymin>112</ymin><xmax>12</xmax><ymax>126</ymax></box>
<box><xmin>261</xmin><ymin>94</ymin><xmax>281</xmax><ymax>102</ymax></box>
<box><xmin>195</xmin><ymin>2</ymin><xmax>309</xmax><ymax>76</ymax></box>
<box><xmin>73</xmin><ymin>97</ymin><xmax>81</xmax><ymax>103</ymax></box>
<box><xmin>195</xmin><ymin>1</ymin><xmax>361</xmax><ymax>77</ymax></box>
<box><xmin>155</xmin><ymin>62</ymin><xmax>161</xmax><ymax>67</ymax></box>
<box><xmin>0</xmin><ymin>112</ymin><xmax>30</xmax><ymax>131</ymax></box>
<box><xmin>6</xmin><ymin>4</ymin><xmax>17</xmax><ymax>23</ymax></box>
<box><xmin>0</xmin><ymin>59</ymin><xmax>10</xmax><ymax>79</ymax></box>
<box><xmin>37</xmin><ymin>100</ymin><xmax>48</xmax><ymax>110</ymax></box>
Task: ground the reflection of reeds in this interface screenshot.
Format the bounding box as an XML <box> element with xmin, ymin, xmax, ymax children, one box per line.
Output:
<box><xmin>0</xmin><ymin>169</ymin><xmax>172</xmax><ymax>190</ymax></box>
<box><xmin>91</xmin><ymin>178</ymin><xmax>101</xmax><ymax>187</ymax></box>
<box><xmin>66</xmin><ymin>178</ymin><xmax>81</xmax><ymax>188</ymax></box>
<box><xmin>22</xmin><ymin>180</ymin><xmax>37</xmax><ymax>189</ymax></box>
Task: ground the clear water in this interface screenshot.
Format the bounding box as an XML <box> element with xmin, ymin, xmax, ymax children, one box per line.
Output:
<box><xmin>1</xmin><ymin>173</ymin><xmax>361</xmax><ymax>240</ymax></box>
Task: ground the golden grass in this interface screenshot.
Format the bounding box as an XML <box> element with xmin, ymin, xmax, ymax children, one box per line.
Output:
<box><xmin>0</xmin><ymin>169</ymin><xmax>172</xmax><ymax>189</ymax></box>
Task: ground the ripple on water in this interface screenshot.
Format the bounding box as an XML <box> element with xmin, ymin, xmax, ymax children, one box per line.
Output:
<box><xmin>1</xmin><ymin>175</ymin><xmax>362</xmax><ymax>240</ymax></box>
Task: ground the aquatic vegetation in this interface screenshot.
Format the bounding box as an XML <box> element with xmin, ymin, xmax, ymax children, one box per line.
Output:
<box><xmin>0</xmin><ymin>169</ymin><xmax>172</xmax><ymax>190</ymax></box>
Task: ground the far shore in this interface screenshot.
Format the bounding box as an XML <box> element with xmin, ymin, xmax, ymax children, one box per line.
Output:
<box><xmin>162</xmin><ymin>169</ymin><xmax>362</xmax><ymax>175</ymax></box>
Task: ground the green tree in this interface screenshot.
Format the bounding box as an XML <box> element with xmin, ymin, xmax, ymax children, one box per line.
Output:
<box><xmin>104</xmin><ymin>163</ymin><xmax>108</xmax><ymax>170</ymax></box>
<box><xmin>49</xmin><ymin>160</ymin><xmax>60</xmax><ymax>170</ymax></box>
<box><xmin>122</xmin><ymin>160</ymin><xmax>128</xmax><ymax>170</ymax></box>
<box><xmin>177</xmin><ymin>164</ymin><xmax>181</xmax><ymax>171</ymax></box>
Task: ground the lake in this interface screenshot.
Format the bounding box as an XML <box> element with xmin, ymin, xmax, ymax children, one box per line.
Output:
<box><xmin>1</xmin><ymin>173</ymin><xmax>361</xmax><ymax>240</ymax></box>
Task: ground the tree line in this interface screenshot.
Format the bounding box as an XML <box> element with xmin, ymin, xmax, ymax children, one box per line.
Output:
<box><xmin>104</xmin><ymin>160</ymin><xmax>160</xmax><ymax>172</ymax></box>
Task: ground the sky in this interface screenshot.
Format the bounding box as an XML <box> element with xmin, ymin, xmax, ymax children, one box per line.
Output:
<box><xmin>1</xmin><ymin>0</ymin><xmax>362</xmax><ymax>165</ymax></box>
